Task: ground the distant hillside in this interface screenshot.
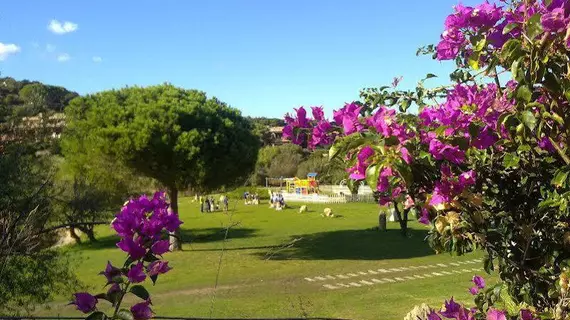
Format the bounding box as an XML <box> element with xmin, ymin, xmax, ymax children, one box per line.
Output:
<box><xmin>0</xmin><ymin>77</ymin><xmax>79</xmax><ymax>121</ymax></box>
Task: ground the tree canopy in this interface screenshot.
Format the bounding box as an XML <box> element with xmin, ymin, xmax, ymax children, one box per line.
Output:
<box><xmin>62</xmin><ymin>84</ymin><xmax>260</xmax><ymax>249</ymax></box>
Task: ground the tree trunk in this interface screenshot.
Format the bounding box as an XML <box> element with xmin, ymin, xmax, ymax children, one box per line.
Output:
<box><xmin>78</xmin><ymin>226</ymin><xmax>97</xmax><ymax>242</ymax></box>
<box><xmin>69</xmin><ymin>227</ymin><xmax>82</xmax><ymax>244</ymax></box>
<box><xmin>167</xmin><ymin>186</ymin><xmax>182</xmax><ymax>251</ymax></box>
<box><xmin>393</xmin><ymin>202</ymin><xmax>409</xmax><ymax>237</ymax></box>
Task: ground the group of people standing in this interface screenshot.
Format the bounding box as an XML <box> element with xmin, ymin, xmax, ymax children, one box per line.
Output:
<box><xmin>199</xmin><ymin>195</ymin><xmax>229</xmax><ymax>213</ymax></box>
<box><xmin>243</xmin><ymin>192</ymin><xmax>260</xmax><ymax>205</ymax></box>
<box><xmin>269</xmin><ymin>192</ymin><xmax>286</xmax><ymax>210</ymax></box>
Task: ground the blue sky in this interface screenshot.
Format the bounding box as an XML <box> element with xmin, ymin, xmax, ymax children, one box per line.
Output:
<box><xmin>0</xmin><ymin>0</ymin><xmax>483</xmax><ymax>118</ymax></box>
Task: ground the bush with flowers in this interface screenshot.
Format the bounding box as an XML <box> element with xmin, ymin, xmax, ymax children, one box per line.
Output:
<box><xmin>70</xmin><ymin>191</ymin><xmax>182</xmax><ymax>320</ymax></box>
<box><xmin>284</xmin><ymin>0</ymin><xmax>570</xmax><ymax>318</ymax></box>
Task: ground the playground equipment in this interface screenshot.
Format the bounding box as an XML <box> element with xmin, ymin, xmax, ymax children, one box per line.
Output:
<box><xmin>285</xmin><ymin>173</ymin><xmax>319</xmax><ymax>195</ymax></box>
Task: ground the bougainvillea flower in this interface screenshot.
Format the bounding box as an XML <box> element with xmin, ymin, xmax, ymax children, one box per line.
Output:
<box><xmin>472</xmin><ymin>275</ymin><xmax>485</xmax><ymax>289</ymax></box>
<box><xmin>487</xmin><ymin>309</ymin><xmax>507</xmax><ymax>320</ymax></box>
<box><xmin>127</xmin><ymin>262</ymin><xmax>147</xmax><ymax>283</ymax></box>
<box><xmin>100</xmin><ymin>261</ymin><xmax>122</xmax><ymax>283</ymax></box>
<box><xmin>469</xmin><ymin>286</ymin><xmax>479</xmax><ymax>295</ymax></box>
<box><xmin>151</xmin><ymin>240</ymin><xmax>170</xmax><ymax>255</ymax></box>
<box><xmin>427</xmin><ymin>311</ymin><xmax>442</xmax><ymax>320</ymax></box>
<box><xmin>542</xmin><ymin>7</ymin><xmax>569</xmax><ymax>33</ymax></box>
<box><xmin>419</xmin><ymin>208</ymin><xmax>431</xmax><ymax>225</ymax></box>
<box><xmin>311</xmin><ymin>106</ymin><xmax>324</xmax><ymax>122</ymax></box>
<box><xmin>71</xmin><ymin>293</ymin><xmax>98</xmax><ymax>314</ymax></box>
<box><xmin>131</xmin><ymin>301</ymin><xmax>153</xmax><ymax>320</ymax></box>
<box><xmin>333</xmin><ymin>103</ymin><xmax>363</xmax><ymax>135</ymax></box>
<box><xmin>439</xmin><ymin>297</ymin><xmax>462</xmax><ymax>318</ymax></box>
<box><xmin>147</xmin><ymin>260</ymin><xmax>172</xmax><ymax>277</ymax></box>
<box><xmin>117</xmin><ymin>237</ymin><xmax>146</xmax><ymax>260</ymax></box>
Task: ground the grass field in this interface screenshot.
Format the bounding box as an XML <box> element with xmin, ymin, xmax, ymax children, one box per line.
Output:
<box><xmin>37</xmin><ymin>198</ymin><xmax>493</xmax><ymax>319</ymax></box>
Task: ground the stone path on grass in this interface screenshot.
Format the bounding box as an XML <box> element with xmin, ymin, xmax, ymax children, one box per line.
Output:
<box><xmin>303</xmin><ymin>258</ymin><xmax>483</xmax><ymax>290</ymax></box>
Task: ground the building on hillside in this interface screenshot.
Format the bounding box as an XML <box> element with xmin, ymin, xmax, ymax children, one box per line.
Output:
<box><xmin>268</xmin><ymin>126</ymin><xmax>285</xmax><ymax>145</ymax></box>
<box><xmin>1</xmin><ymin>113</ymin><xmax>66</xmax><ymax>145</ymax></box>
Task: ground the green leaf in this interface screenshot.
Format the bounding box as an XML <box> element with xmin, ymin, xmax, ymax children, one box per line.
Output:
<box><xmin>86</xmin><ymin>312</ymin><xmax>106</xmax><ymax>320</ymax></box>
<box><xmin>503</xmin><ymin>153</ymin><xmax>520</xmax><ymax>168</ymax></box>
<box><xmin>474</xmin><ymin>38</ymin><xmax>486</xmax><ymax>52</ymax></box>
<box><xmin>516</xmin><ymin>86</ymin><xmax>532</xmax><ymax>103</ymax></box>
<box><xmin>503</xmin><ymin>22</ymin><xmax>518</xmax><ymax>35</ymax></box>
<box><xmin>517</xmin><ymin>144</ymin><xmax>531</xmax><ymax>153</ymax></box>
<box><xmin>552</xmin><ymin>170</ymin><xmax>569</xmax><ymax>188</ymax></box>
<box><xmin>424</xmin><ymin>73</ymin><xmax>437</xmax><ymax>80</ymax></box>
<box><xmin>395</xmin><ymin>162</ymin><xmax>413</xmax><ymax>186</ymax></box>
<box><xmin>129</xmin><ymin>285</ymin><xmax>150</xmax><ymax>301</ymax></box>
<box><xmin>520</xmin><ymin>110</ymin><xmax>537</xmax><ymax>131</ymax></box>
<box><xmin>511</xmin><ymin>58</ymin><xmax>523</xmax><ymax>82</ymax></box>
<box><xmin>526</xmin><ymin>13</ymin><xmax>543</xmax><ymax>40</ymax></box>
<box><xmin>468</xmin><ymin>123</ymin><xmax>480</xmax><ymax>138</ymax></box>
<box><xmin>501</xmin><ymin>39</ymin><xmax>523</xmax><ymax>63</ymax></box>
<box><xmin>468</xmin><ymin>52</ymin><xmax>481</xmax><ymax>70</ymax></box>
<box><xmin>365</xmin><ymin>165</ymin><xmax>380</xmax><ymax>191</ymax></box>
<box><xmin>328</xmin><ymin>144</ymin><xmax>339</xmax><ymax>160</ymax></box>
<box><xmin>116</xmin><ymin>309</ymin><xmax>134</xmax><ymax>320</ymax></box>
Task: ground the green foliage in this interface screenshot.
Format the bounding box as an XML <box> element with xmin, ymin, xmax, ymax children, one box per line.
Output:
<box><xmin>0</xmin><ymin>77</ymin><xmax>78</xmax><ymax>120</ymax></box>
<box><xmin>0</xmin><ymin>144</ymin><xmax>79</xmax><ymax>315</ymax></box>
<box><xmin>63</xmin><ymin>84</ymin><xmax>259</xmax><ymax>194</ymax></box>
<box><xmin>251</xmin><ymin>144</ymin><xmax>304</xmax><ymax>185</ymax></box>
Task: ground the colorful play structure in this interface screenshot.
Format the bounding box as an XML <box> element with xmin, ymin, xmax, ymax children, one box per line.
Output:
<box><xmin>285</xmin><ymin>173</ymin><xmax>319</xmax><ymax>195</ymax></box>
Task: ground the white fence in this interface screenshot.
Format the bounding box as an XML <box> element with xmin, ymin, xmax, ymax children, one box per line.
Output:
<box><xmin>281</xmin><ymin>192</ymin><xmax>376</xmax><ymax>204</ymax></box>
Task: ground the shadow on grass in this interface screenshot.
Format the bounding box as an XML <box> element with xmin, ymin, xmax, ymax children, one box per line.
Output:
<box><xmin>257</xmin><ymin>227</ymin><xmax>433</xmax><ymax>260</ymax></box>
<box><xmin>73</xmin><ymin>227</ymin><xmax>259</xmax><ymax>251</ymax></box>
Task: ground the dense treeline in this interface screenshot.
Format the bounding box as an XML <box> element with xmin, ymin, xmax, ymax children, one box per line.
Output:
<box><xmin>0</xmin><ymin>76</ymin><xmax>79</xmax><ymax>121</ymax></box>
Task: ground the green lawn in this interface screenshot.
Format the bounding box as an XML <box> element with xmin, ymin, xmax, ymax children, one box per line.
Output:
<box><xmin>37</xmin><ymin>198</ymin><xmax>493</xmax><ymax>319</ymax></box>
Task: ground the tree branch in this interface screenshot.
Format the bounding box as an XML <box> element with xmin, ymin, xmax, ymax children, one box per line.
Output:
<box><xmin>39</xmin><ymin>221</ymin><xmax>111</xmax><ymax>235</ymax></box>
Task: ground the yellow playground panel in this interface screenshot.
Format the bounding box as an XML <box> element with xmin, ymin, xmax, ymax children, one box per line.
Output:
<box><xmin>285</xmin><ymin>173</ymin><xmax>319</xmax><ymax>195</ymax></box>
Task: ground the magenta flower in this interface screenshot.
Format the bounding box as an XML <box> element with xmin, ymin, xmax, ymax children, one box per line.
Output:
<box><xmin>295</xmin><ymin>107</ymin><xmax>309</xmax><ymax>128</ymax></box>
<box><xmin>367</xmin><ymin>107</ymin><xmax>395</xmax><ymax>136</ymax></box>
<box><xmin>376</xmin><ymin>167</ymin><xmax>393</xmax><ymax>192</ymax></box>
<box><xmin>127</xmin><ymin>262</ymin><xmax>147</xmax><ymax>283</ymax></box>
<box><xmin>458</xmin><ymin>170</ymin><xmax>476</xmax><ymax>189</ymax></box>
<box><xmin>333</xmin><ymin>103</ymin><xmax>363</xmax><ymax>135</ymax></box>
<box><xmin>348</xmin><ymin>146</ymin><xmax>374</xmax><ymax>180</ymax></box>
<box><xmin>71</xmin><ymin>292</ymin><xmax>98</xmax><ymax>314</ymax></box>
<box><xmin>310</xmin><ymin>121</ymin><xmax>333</xmax><ymax>149</ymax></box>
<box><xmin>162</xmin><ymin>211</ymin><xmax>183</xmax><ymax>232</ymax></box>
<box><xmin>100</xmin><ymin>261</ymin><xmax>121</xmax><ymax>283</ymax></box>
<box><xmin>151</xmin><ymin>240</ymin><xmax>170</xmax><ymax>255</ymax></box>
<box><xmin>107</xmin><ymin>283</ymin><xmax>121</xmax><ymax>296</ymax></box>
<box><xmin>439</xmin><ymin>297</ymin><xmax>461</xmax><ymax>318</ymax></box>
<box><xmin>538</xmin><ymin>136</ymin><xmax>556</xmax><ymax>153</ymax></box>
<box><xmin>147</xmin><ymin>260</ymin><xmax>172</xmax><ymax>277</ymax></box>
<box><xmin>311</xmin><ymin>106</ymin><xmax>324</xmax><ymax>122</ymax></box>
<box><xmin>427</xmin><ymin>311</ymin><xmax>442</xmax><ymax>320</ymax></box>
<box><xmin>542</xmin><ymin>7</ymin><xmax>569</xmax><ymax>33</ymax></box>
<box><xmin>520</xmin><ymin>309</ymin><xmax>538</xmax><ymax>320</ymax></box>
<box><xmin>472</xmin><ymin>275</ymin><xmax>485</xmax><ymax>289</ymax></box>
<box><xmin>469</xmin><ymin>286</ymin><xmax>479</xmax><ymax>295</ymax></box>
<box><xmin>487</xmin><ymin>308</ymin><xmax>506</xmax><ymax>320</ymax></box>
<box><xmin>117</xmin><ymin>237</ymin><xmax>146</xmax><ymax>260</ymax></box>
<box><xmin>131</xmin><ymin>301</ymin><xmax>153</xmax><ymax>320</ymax></box>
<box><xmin>400</xmin><ymin>146</ymin><xmax>412</xmax><ymax>164</ymax></box>
<box><xmin>419</xmin><ymin>208</ymin><xmax>430</xmax><ymax>225</ymax></box>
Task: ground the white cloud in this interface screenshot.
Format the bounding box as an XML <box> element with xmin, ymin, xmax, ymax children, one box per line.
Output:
<box><xmin>92</xmin><ymin>56</ymin><xmax>102</xmax><ymax>63</ymax></box>
<box><xmin>46</xmin><ymin>44</ymin><xmax>56</xmax><ymax>52</ymax></box>
<box><xmin>48</xmin><ymin>19</ymin><xmax>78</xmax><ymax>34</ymax></box>
<box><xmin>57</xmin><ymin>53</ymin><xmax>70</xmax><ymax>62</ymax></box>
<box><xmin>0</xmin><ymin>43</ymin><xmax>21</xmax><ymax>61</ymax></box>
